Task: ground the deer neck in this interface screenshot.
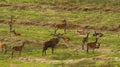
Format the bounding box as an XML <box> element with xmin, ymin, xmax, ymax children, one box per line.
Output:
<box><xmin>94</xmin><ymin>31</ymin><xmax>97</xmax><ymax>35</ymax></box>
<box><xmin>12</xmin><ymin>31</ymin><xmax>16</xmax><ymax>34</ymax></box>
<box><xmin>56</xmin><ymin>37</ymin><xmax>61</xmax><ymax>42</ymax></box>
<box><xmin>21</xmin><ymin>43</ymin><xmax>25</xmax><ymax>48</ymax></box>
<box><xmin>86</xmin><ymin>33</ymin><xmax>89</xmax><ymax>38</ymax></box>
<box><xmin>95</xmin><ymin>38</ymin><xmax>98</xmax><ymax>43</ymax></box>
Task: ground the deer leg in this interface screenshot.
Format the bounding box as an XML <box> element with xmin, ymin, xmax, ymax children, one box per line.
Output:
<box><xmin>54</xmin><ymin>28</ymin><xmax>58</xmax><ymax>34</ymax></box>
<box><xmin>82</xmin><ymin>42</ymin><xmax>85</xmax><ymax>50</ymax></box>
<box><xmin>4</xmin><ymin>47</ymin><xmax>7</xmax><ymax>54</ymax></box>
<box><xmin>11</xmin><ymin>50</ymin><xmax>14</xmax><ymax>58</ymax></box>
<box><xmin>42</xmin><ymin>47</ymin><xmax>47</xmax><ymax>56</ymax></box>
<box><xmin>52</xmin><ymin>47</ymin><xmax>54</xmax><ymax>54</ymax></box>
<box><xmin>42</xmin><ymin>49</ymin><xmax>45</xmax><ymax>56</ymax></box>
<box><xmin>87</xmin><ymin>46</ymin><xmax>89</xmax><ymax>53</ymax></box>
<box><xmin>45</xmin><ymin>50</ymin><xmax>47</xmax><ymax>55</ymax></box>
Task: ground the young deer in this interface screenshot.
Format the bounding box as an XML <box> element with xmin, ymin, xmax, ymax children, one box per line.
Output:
<box><xmin>76</xmin><ymin>29</ymin><xmax>83</xmax><ymax>35</ymax></box>
<box><xmin>11</xmin><ymin>42</ymin><xmax>25</xmax><ymax>58</ymax></box>
<box><xmin>82</xmin><ymin>32</ymin><xmax>90</xmax><ymax>50</ymax></box>
<box><xmin>54</xmin><ymin>19</ymin><xmax>67</xmax><ymax>34</ymax></box>
<box><xmin>86</xmin><ymin>37</ymin><xmax>100</xmax><ymax>53</ymax></box>
<box><xmin>0</xmin><ymin>43</ymin><xmax>7</xmax><ymax>54</ymax></box>
<box><xmin>42</xmin><ymin>33</ymin><xmax>64</xmax><ymax>55</ymax></box>
<box><xmin>62</xmin><ymin>37</ymin><xmax>71</xmax><ymax>42</ymax></box>
<box><xmin>11</xmin><ymin>29</ymin><xmax>21</xmax><ymax>36</ymax></box>
<box><xmin>93</xmin><ymin>31</ymin><xmax>103</xmax><ymax>37</ymax></box>
<box><xmin>76</xmin><ymin>27</ymin><xmax>85</xmax><ymax>35</ymax></box>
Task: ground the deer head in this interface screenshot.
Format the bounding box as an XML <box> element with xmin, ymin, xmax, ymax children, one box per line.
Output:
<box><xmin>51</xmin><ymin>33</ymin><xmax>64</xmax><ymax>39</ymax></box>
<box><xmin>93</xmin><ymin>30</ymin><xmax>96</xmax><ymax>36</ymax></box>
<box><xmin>62</xmin><ymin>19</ymin><xmax>67</xmax><ymax>24</ymax></box>
<box><xmin>87</xmin><ymin>32</ymin><xmax>90</xmax><ymax>37</ymax></box>
<box><xmin>95</xmin><ymin>37</ymin><xmax>99</xmax><ymax>43</ymax></box>
<box><xmin>21</xmin><ymin>41</ymin><xmax>26</xmax><ymax>47</ymax></box>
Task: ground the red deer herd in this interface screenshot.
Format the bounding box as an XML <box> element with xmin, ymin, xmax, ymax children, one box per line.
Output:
<box><xmin>0</xmin><ymin>16</ymin><xmax>104</xmax><ymax>58</ymax></box>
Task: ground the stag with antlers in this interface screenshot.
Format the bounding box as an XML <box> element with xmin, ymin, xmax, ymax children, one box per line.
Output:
<box><xmin>42</xmin><ymin>33</ymin><xmax>64</xmax><ymax>55</ymax></box>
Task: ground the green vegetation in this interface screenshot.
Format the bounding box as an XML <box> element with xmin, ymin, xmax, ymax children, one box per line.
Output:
<box><xmin>0</xmin><ymin>0</ymin><xmax>120</xmax><ymax>67</ymax></box>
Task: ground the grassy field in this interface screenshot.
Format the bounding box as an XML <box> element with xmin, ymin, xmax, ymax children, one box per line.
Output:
<box><xmin>0</xmin><ymin>0</ymin><xmax>120</xmax><ymax>67</ymax></box>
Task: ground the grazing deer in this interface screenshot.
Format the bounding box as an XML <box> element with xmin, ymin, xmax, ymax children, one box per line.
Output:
<box><xmin>11</xmin><ymin>42</ymin><xmax>25</xmax><ymax>58</ymax></box>
<box><xmin>93</xmin><ymin>31</ymin><xmax>103</xmax><ymax>37</ymax></box>
<box><xmin>62</xmin><ymin>37</ymin><xmax>71</xmax><ymax>42</ymax></box>
<box><xmin>54</xmin><ymin>19</ymin><xmax>67</xmax><ymax>34</ymax></box>
<box><xmin>42</xmin><ymin>33</ymin><xmax>64</xmax><ymax>55</ymax></box>
<box><xmin>82</xmin><ymin>32</ymin><xmax>90</xmax><ymax>50</ymax></box>
<box><xmin>0</xmin><ymin>43</ymin><xmax>7</xmax><ymax>54</ymax></box>
<box><xmin>86</xmin><ymin>37</ymin><xmax>100</xmax><ymax>53</ymax></box>
<box><xmin>76</xmin><ymin>29</ymin><xmax>83</xmax><ymax>35</ymax></box>
<box><xmin>11</xmin><ymin>29</ymin><xmax>21</xmax><ymax>36</ymax></box>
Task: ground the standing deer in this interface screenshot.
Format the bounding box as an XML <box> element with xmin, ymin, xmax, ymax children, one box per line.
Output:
<box><xmin>8</xmin><ymin>16</ymin><xmax>14</xmax><ymax>32</ymax></box>
<box><xmin>82</xmin><ymin>32</ymin><xmax>90</xmax><ymax>50</ymax></box>
<box><xmin>11</xmin><ymin>42</ymin><xmax>26</xmax><ymax>58</ymax></box>
<box><xmin>54</xmin><ymin>19</ymin><xmax>67</xmax><ymax>34</ymax></box>
<box><xmin>86</xmin><ymin>37</ymin><xmax>100</xmax><ymax>53</ymax></box>
<box><xmin>93</xmin><ymin>31</ymin><xmax>103</xmax><ymax>37</ymax></box>
<box><xmin>42</xmin><ymin>33</ymin><xmax>64</xmax><ymax>55</ymax></box>
<box><xmin>0</xmin><ymin>43</ymin><xmax>7</xmax><ymax>54</ymax></box>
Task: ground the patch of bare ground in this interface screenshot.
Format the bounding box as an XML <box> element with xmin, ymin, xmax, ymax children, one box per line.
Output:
<box><xmin>18</xmin><ymin>55</ymin><xmax>120</xmax><ymax>64</ymax></box>
<box><xmin>96</xmin><ymin>49</ymin><xmax>114</xmax><ymax>54</ymax></box>
<box><xmin>17</xmin><ymin>47</ymin><xmax>120</xmax><ymax>64</ymax></box>
<box><xmin>93</xmin><ymin>55</ymin><xmax>120</xmax><ymax>61</ymax></box>
<box><xmin>0</xmin><ymin>20</ymin><xmax>120</xmax><ymax>31</ymax></box>
<box><xmin>0</xmin><ymin>3</ymin><xmax>120</xmax><ymax>12</ymax></box>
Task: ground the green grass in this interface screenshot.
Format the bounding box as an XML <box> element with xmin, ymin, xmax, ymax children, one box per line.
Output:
<box><xmin>0</xmin><ymin>58</ymin><xmax>50</xmax><ymax>67</ymax></box>
<box><xmin>0</xmin><ymin>22</ymin><xmax>120</xmax><ymax>66</ymax></box>
<box><xmin>55</xmin><ymin>61</ymin><xmax>120</xmax><ymax>67</ymax></box>
<box><xmin>0</xmin><ymin>0</ymin><xmax>120</xmax><ymax>67</ymax></box>
<box><xmin>0</xmin><ymin>7</ymin><xmax>120</xmax><ymax>27</ymax></box>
